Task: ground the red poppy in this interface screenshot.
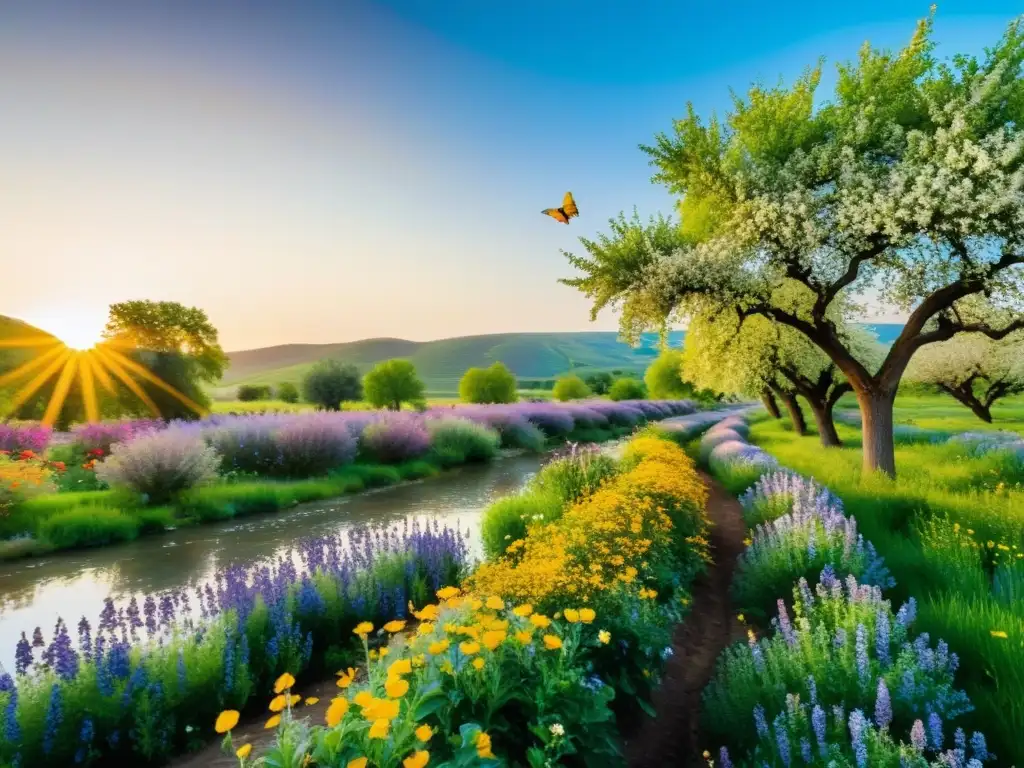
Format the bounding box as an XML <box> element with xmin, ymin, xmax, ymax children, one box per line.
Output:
<box><xmin>88</xmin><ymin>448</ymin><xmax>104</xmax><ymax>457</ymax></box>
<box><xmin>51</xmin><ymin>461</ymin><xmax>67</xmax><ymax>472</ymax></box>
<box><xmin>18</xmin><ymin>450</ymin><xmax>34</xmax><ymax>460</ymax></box>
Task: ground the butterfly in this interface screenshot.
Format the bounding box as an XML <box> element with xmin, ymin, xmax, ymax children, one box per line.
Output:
<box><xmin>541</xmin><ymin>192</ymin><xmax>579</xmax><ymax>224</ymax></box>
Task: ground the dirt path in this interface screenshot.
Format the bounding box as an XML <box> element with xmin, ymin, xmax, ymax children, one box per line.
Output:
<box><xmin>624</xmin><ymin>471</ymin><xmax>749</xmax><ymax>768</ymax></box>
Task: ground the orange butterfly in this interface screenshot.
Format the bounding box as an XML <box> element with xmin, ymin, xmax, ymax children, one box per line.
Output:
<box><xmin>541</xmin><ymin>192</ymin><xmax>579</xmax><ymax>224</ymax></box>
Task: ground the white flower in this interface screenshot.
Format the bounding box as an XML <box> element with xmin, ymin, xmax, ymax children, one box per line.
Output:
<box><xmin>550</xmin><ymin>723</ymin><xmax>565</xmax><ymax>737</ymax></box>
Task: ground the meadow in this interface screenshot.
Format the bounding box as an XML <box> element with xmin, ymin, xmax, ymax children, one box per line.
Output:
<box><xmin>699</xmin><ymin>394</ymin><xmax>1024</xmax><ymax>766</ymax></box>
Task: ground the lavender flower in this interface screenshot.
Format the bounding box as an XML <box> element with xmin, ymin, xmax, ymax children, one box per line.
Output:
<box><xmin>911</xmin><ymin>720</ymin><xmax>927</xmax><ymax>752</ymax></box>
<box><xmin>928</xmin><ymin>711</ymin><xmax>944</xmax><ymax>750</ymax></box>
<box><xmin>848</xmin><ymin>710</ymin><xmax>868</xmax><ymax>768</ymax></box>
<box><xmin>855</xmin><ymin>623</ymin><xmax>870</xmax><ymax>683</ymax></box>
<box><xmin>969</xmin><ymin>731</ymin><xmax>989</xmax><ymax>761</ymax></box>
<box><xmin>718</xmin><ymin>747</ymin><xmax>733</xmax><ymax>768</ymax></box>
<box><xmin>774</xmin><ymin>713</ymin><xmax>792</xmax><ymax>766</ymax></box>
<box><xmin>875</xmin><ymin>678</ymin><xmax>892</xmax><ymax>729</ymax></box>
<box><xmin>754</xmin><ymin>703</ymin><xmax>769</xmax><ymax>737</ymax></box>
<box><xmin>42</xmin><ymin>684</ymin><xmax>63</xmax><ymax>755</ymax></box>
<box><xmin>812</xmin><ymin>704</ymin><xmax>827</xmax><ymax>757</ymax></box>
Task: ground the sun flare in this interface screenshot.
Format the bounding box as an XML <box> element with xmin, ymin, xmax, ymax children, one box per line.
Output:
<box><xmin>24</xmin><ymin>310</ymin><xmax>108</xmax><ymax>351</ymax></box>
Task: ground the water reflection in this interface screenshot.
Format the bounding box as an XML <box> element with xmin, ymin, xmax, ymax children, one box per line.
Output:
<box><xmin>0</xmin><ymin>455</ymin><xmax>541</xmax><ymax>671</ymax></box>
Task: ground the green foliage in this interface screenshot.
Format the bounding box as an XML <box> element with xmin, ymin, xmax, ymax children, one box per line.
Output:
<box><xmin>532</xmin><ymin>449</ymin><xmax>619</xmax><ymax>506</ymax></box>
<box><xmin>301</xmin><ymin>359</ymin><xmax>363</xmax><ymax>411</ymax></box>
<box><xmin>458</xmin><ymin>361</ymin><xmax>518</xmax><ymax>404</ymax></box>
<box><xmin>276</xmin><ymin>381</ymin><xmax>300</xmax><ymax>403</ymax></box>
<box><xmin>364</xmin><ymin>359</ymin><xmax>426</xmax><ymax>411</ymax></box>
<box><xmin>427</xmin><ymin>418</ymin><xmax>501</xmax><ymax>467</ymax></box>
<box><xmin>237</xmin><ymin>384</ymin><xmax>272</xmax><ymax>402</ymax></box>
<box><xmin>551</xmin><ymin>375</ymin><xmax>591</xmax><ymax>401</ymax></box>
<box><xmin>584</xmin><ymin>371</ymin><xmax>615</xmax><ymax>395</ymax></box>
<box><xmin>480</xmin><ymin>490</ymin><xmax>563</xmax><ymax>560</ymax></box>
<box><xmin>37</xmin><ymin>505</ymin><xmax>142</xmax><ymax>549</ymax></box>
<box><xmin>608</xmin><ymin>377</ymin><xmax>646</xmax><ymax>401</ymax></box>
<box><xmin>644</xmin><ymin>349</ymin><xmax>695</xmax><ymax>400</ymax></box>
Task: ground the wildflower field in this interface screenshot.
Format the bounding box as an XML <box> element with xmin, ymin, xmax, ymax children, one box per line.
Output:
<box><xmin>698</xmin><ymin>408</ymin><xmax>1024</xmax><ymax>766</ymax></box>
<box><xmin>0</xmin><ymin>399</ymin><xmax>695</xmax><ymax>561</ymax></box>
<box><xmin>0</xmin><ymin>426</ymin><xmax>714</xmax><ymax>766</ymax></box>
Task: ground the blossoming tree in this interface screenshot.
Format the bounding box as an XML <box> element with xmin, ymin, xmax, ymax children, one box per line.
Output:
<box><xmin>563</xmin><ymin>13</ymin><xmax>1024</xmax><ymax>475</ymax></box>
<box><xmin>906</xmin><ymin>328</ymin><xmax>1024</xmax><ymax>422</ymax></box>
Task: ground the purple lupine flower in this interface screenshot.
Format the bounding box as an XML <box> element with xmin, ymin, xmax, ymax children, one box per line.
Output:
<box><xmin>848</xmin><ymin>710</ymin><xmax>868</xmax><ymax>768</ymax></box>
<box><xmin>928</xmin><ymin>711</ymin><xmax>944</xmax><ymax>750</ymax></box>
<box><xmin>754</xmin><ymin>704</ymin><xmax>769</xmax><ymax>737</ymax></box>
<box><xmin>51</xmin><ymin>620</ymin><xmax>79</xmax><ymax>681</ymax></box>
<box><xmin>969</xmin><ymin>732</ymin><xmax>989</xmax><ymax>761</ymax></box>
<box><xmin>77</xmin><ymin>617</ymin><xmax>92</xmax><ymax>659</ymax></box>
<box><xmin>42</xmin><ymin>683</ymin><xmax>63</xmax><ymax>755</ymax></box>
<box><xmin>966</xmin><ymin>761</ymin><xmax>983</xmax><ymax>768</ymax></box>
<box><xmin>98</xmin><ymin>598</ymin><xmax>117</xmax><ymax>633</ymax></box>
<box><xmin>807</xmin><ymin>675</ymin><xmax>818</xmax><ymax>706</ymax></box>
<box><xmin>14</xmin><ymin>633</ymin><xmax>32</xmax><ymax>675</ymax></box>
<box><xmin>875</xmin><ymin>678</ymin><xmax>892</xmax><ymax>729</ymax></box>
<box><xmin>955</xmin><ymin>728</ymin><xmax>966</xmax><ymax>752</ymax></box>
<box><xmin>75</xmin><ymin>717</ymin><xmax>94</xmax><ymax>764</ymax></box>
<box><xmin>834</xmin><ymin>627</ymin><xmax>847</xmax><ymax>648</ymax></box>
<box><xmin>31</xmin><ymin>628</ymin><xmax>44</xmax><ymax>649</ymax></box>
<box><xmin>911</xmin><ymin>719</ymin><xmax>927</xmax><ymax>752</ymax></box>
<box><xmin>800</xmin><ymin>737</ymin><xmax>812</xmax><ymax>763</ymax></box>
<box><xmin>876</xmin><ymin>610</ymin><xmax>891</xmax><ymax>667</ymax></box>
<box><xmin>4</xmin><ymin>688</ymin><xmax>20</xmax><ymax>744</ymax></box>
<box><xmin>774</xmin><ymin>714</ymin><xmax>792</xmax><ymax>767</ymax></box>
<box><xmin>777</xmin><ymin>600</ymin><xmax>796</xmax><ymax>646</ymax></box>
<box><xmin>812</xmin><ymin>705</ymin><xmax>827</xmax><ymax>757</ymax></box>
<box><xmin>751</xmin><ymin>642</ymin><xmax>765</xmax><ymax>673</ymax></box>
<box><xmin>855</xmin><ymin>624</ymin><xmax>870</xmax><ymax>683</ymax></box>
<box><xmin>718</xmin><ymin>747</ymin><xmax>733</xmax><ymax>768</ymax></box>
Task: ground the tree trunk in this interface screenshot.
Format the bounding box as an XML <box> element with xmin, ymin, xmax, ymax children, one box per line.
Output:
<box><xmin>964</xmin><ymin>398</ymin><xmax>993</xmax><ymax>423</ymax></box>
<box><xmin>856</xmin><ymin>388</ymin><xmax>897</xmax><ymax>477</ymax></box>
<box><xmin>760</xmin><ymin>389</ymin><xmax>781</xmax><ymax>419</ymax></box>
<box><xmin>808</xmin><ymin>398</ymin><xmax>842</xmax><ymax>447</ymax></box>
<box><xmin>778</xmin><ymin>391</ymin><xmax>807</xmax><ymax>436</ymax></box>
<box><xmin>938</xmin><ymin>385</ymin><xmax>993</xmax><ymax>423</ymax></box>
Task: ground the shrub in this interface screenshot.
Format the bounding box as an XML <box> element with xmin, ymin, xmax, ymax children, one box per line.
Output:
<box><xmin>608</xmin><ymin>377</ymin><xmax>646</xmax><ymax>401</ymax></box>
<box><xmin>586</xmin><ymin>401</ymin><xmax>647</xmax><ymax>427</ymax></box>
<box><xmin>237</xmin><ymin>384</ymin><xmax>272</xmax><ymax>401</ymax></box>
<box><xmin>644</xmin><ymin>349</ymin><xmax>697</xmax><ymax>400</ymax></box>
<box><xmin>479</xmin><ymin>490</ymin><xmax>563</xmax><ymax>559</ymax></box>
<box><xmin>273</xmin><ymin>416</ymin><xmax>359</xmax><ymax>476</ymax></box>
<box><xmin>95</xmin><ymin>429</ymin><xmax>221</xmax><ymax>503</ymax></box>
<box><xmin>584</xmin><ymin>371</ymin><xmax>614</xmax><ymax>395</ymax></box>
<box><xmin>479</xmin><ymin>413</ymin><xmax>547</xmax><ymax>452</ymax></box>
<box><xmin>301</xmin><ymin>359</ymin><xmax>363</xmax><ymax>410</ymax></box>
<box><xmin>459</xmin><ymin>362</ymin><xmax>518</xmax><ymax>404</ymax></box>
<box><xmin>359</xmin><ymin>413</ymin><xmax>431</xmax><ymax>463</ymax></box>
<box><xmin>698</xmin><ymin>427</ymin><xmax>745</xmax><ymax>462</ymax></box>
<box><xmin>521</xmin><ymin>404</ymin><xmax>576</xmax><ymax>437</ymax></box>
<box><xmin>427</xmin><ymin>417</ymin><xmax>501</xmax><ymax>467</ymax></box>
<box><xmin>37</xmin><ymin>505</ymin><xmax>142</xmax><ymax>549</ymax></box>
<box><xmin>276</xmin><ymin>381</ymin><xmax>300</xmax><ymax>403</ymax></box>
<box><xmin>551</xmin><ymin>375</ymin><xmax>591</xmax><ymax>401</ymax></box>
<box><xmin>70</xmin><ymin>419</ymin><xmax>163</xmax><ymax>454</ymax></box>
<box><xmin>206</xmin><ymin>418</ymin><xmax>281</xmax><ymax>475</ymax></box>
<box><xmin>531</xmin><ymin>444</ymin><xmax>618</xmax><ymax>505</ymax></box>
<box><xmin>363</xmin><ymin>359</ymin><xmax>425</xmax><ymax>411</ymax></box>
<box><xmin>0</xmin><ymin>423</ymin><xmax>52</xmax><ymax>453</ymax></box>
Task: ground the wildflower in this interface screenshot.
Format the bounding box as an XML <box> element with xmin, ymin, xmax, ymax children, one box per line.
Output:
<box><xmin>274</xmin><ymin>672</ymin><xmax>296</xmax><ymax>693</ymax></box>
<box><xmin>354</xmin><ymin>691</ymin><xmax>374</xmax><ymax>708</ymax></box>
<box><xmin>513</xmin><ymin>604</ymin><xmax>533</xmax><ymax>617</ymax></box>
<box><xmin>719</xmin><ymin>747</ymin><xmax>733</xmax><ymax>768</ymax></box>
<box><xmin>472</xmin><ymin>658</ymin><xmax>485</xmax><ymax>670</ymax></box>
<box><xmin>515</xmin><ymin>630</ymin><xmax>533</xmax><ymax>644</ymax></box>
<box><xmin>812</xmin><ymin>705</ymin><xmax>827</xmax><ymax>757</ymax></box>
<box><xmin>269</xmin><ymin>695</ymin><xmax>287</xmax><ymax>712</ymax></box>
<box><xmin>403</xmin><ymin>751</ymin><xmax>430</xmax><ymax>768</ymax></box>
<box><xmin>388</xmin><ymin>659</ymin><xmax>412</xmax><ymax>677</ymax></box>
<box><xmin>543</xmin><ymin>635</ymin><xmax>563</xmax><ymax>650</ymax></box>
<box><xmin>215</xmin><ymin>710</ymin><xmax>240</xmax><ymax>734</ymax></box>
<box><xmin>337</xmin><ymin>669</ymin><xmax>357</xmax><ymax>688</ymax></box>
<box><xmin>383</xmin><ymin>620</ymin><xmax>407</xmax><ymax>633</ymax></box>
<box><xmin>362</xmin><ymin>698</ymin><xmax>400</xmax><ymax>721</ymax></box>
<box><xmin>414</xmin><ymin>604</ymin><xmax>439</xmax><ymax>621</ymax></box>
<box><xmin>416</xmin><ymin>724</ymin><xmax>433</xmax><ymax>741</ymax></box>
<box><xmin>737</xmin><ymin>614</ymin><xmax>745</xmax><ymax>623</ymax></box>
<box><xmin>910</xmin><ymin>720</ymin><xmax>926</xmax><ymax>752</ymax></box>
<box><xmin>598</xmin><ymin>629</ymin><xmax>611</xmax><ymax>644</ymax></box>
<box><xmin>437</xmin><ymin>586</ymin><xmax>461</xmax><ymax>600</ymax></box>
<box><xmin>485</xmin><ymin>596</ymin><xmax>505</xmax><ymax>610</ymax></box>
<box><xmin>753</xmin><ymin>704</ymin><xmax>768</xmax><ymax>737</ymax></box>
<box><xmin>928</xmin><ymin>712</ymin><xmax>944</xmax><ymax>750</ymax></box>
<box><xmin>305</xmin><ymin>697</ymin><xmax>319</xmax><ymax>706</ymax></box>
<box><xmin>459</xmin><ymin>641</ymin><xmax>481</xmax><ymax>655</ymax></box>
<box><xmin>530</xmin><ymin>614</ymin><xmax>551</xmax><ymax>628</ymax></box>
<box><xmin>348</xmin><ymin>760</ymin><xmax>367</xmax><ymax>768</ymax></box>
<box><xmin>326</xmin><ymin>697</ymin><xmax>349</xmax><ymax>726</ymax></box>
<box><xmin>385</xmin><ymin>677</ymin><xmax>410</xmax><ymax>698</ymax></box>
<box><xmin>563</xmin><ymin>608</ymin><xmax>580</xmax><ymax>623</ymax></box>
<box><xmin>874</xmin><ymin>678</ymin><xmax>892</xmax><ymax>730</ymax></box>
<box><xmin>476</xmin><ymin>730</ymin><xmax>494</xmax><ymax>758</ymax></box>
<box><xmin>428</xmin><ymin>639</ymin><xmax>450</xmax><ymax>654</ymax></box>
<box><xmin>579</xmin><ymin>607</ymin><xmax>596</xmax><ymax>623</ymax></box>
<box><xmin>369</xmin><ymin>718</ymin><xmax>390</xmax><ymax>739</ymax></box>
<box><xmin>353</xmin><ymin>622</ymin><xmax>374</xmax><ymax>637</ymax></box>
<box><xmin>773</xmin><ymin>714</ymin><xmax>791</xmax><ymax>767</ymax></box>
<box><xmin>989</xmin><ymin>630</ymin><xmax>1008</xmax><ymax>639</ymax></box>
<box><xmin>265</xmin><ymin>715</ymin><xmax>281</xmax><ymax>729</ymax></box>
<box><xmin>237</xmin><ymin>744</ymin><xmax>253</xmax><ymax>759</ymax></box>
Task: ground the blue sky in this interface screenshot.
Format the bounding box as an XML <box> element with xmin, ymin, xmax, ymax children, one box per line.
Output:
<box><xmin>0</xmin><ymin>1</ymin><xmax>1019</xmax><ymax>350</ymax></box>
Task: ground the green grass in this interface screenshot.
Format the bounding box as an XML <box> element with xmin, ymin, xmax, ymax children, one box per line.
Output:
<box><xmin>835</xmin><ymin>391</ymin><xmax>1024</xmax><ymax>435</ymax></box>
<box><xmin>743</xmin><ymin>398</ymin><xmax>1024</xmax><ymax>764</ymax></box>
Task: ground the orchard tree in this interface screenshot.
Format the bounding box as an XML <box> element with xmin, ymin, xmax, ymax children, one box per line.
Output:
<box><xmin>302</xmin><ymin>359</ymin><xmax>363</xmax><ymax>410</ymax></box>
<box><xmin>276</xmin><ymin>381</ymin><xmax>300</xmax><ymax>404</ymax></box>
<box><xmin>459</xmin><ymin>362</ymin><xmax>518</xmax><ymax>404</ymax></box>
<box><xmin>907</xmin><ymin>330</ymin><xmax>1024</xmax><ymax>422</ymax></box>
<box><xmin>563</xmin><ymin>14</ymin><xmax>1024</xmax><ymax>476</ymax></box>
<box><xmin>364</xmin><ymin>359</ymin><xmax>425</xmax><ymax>411</ymax></box>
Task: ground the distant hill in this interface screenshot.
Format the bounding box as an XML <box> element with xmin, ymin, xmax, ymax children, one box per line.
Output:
<box><xmin>219</xmin><ymin>323</ymin><xmax>906</xmax><ymax>397</ymax></box>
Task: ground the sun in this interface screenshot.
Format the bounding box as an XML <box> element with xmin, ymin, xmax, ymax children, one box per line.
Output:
<box><xmin>25</xmin><ymin>310</ymin><xmax>108</xmax><ymax>351</ymax></box>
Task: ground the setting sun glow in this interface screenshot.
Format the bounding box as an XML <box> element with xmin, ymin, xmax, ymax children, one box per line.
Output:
<box><xmin>27</xmin><ymin>311</ymin><xmax>108</xmax><ymax>351</ymax></box>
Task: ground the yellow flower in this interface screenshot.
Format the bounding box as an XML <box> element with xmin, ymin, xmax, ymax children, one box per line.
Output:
<box><xmin>579</xmin><ymin>608</ymin><xmax>596</xmax><ymax>624</ymax></box>
<box><xmin>737</xmin><ymin>614</ymin><xmax>745</xmax><ymax>623</ymax></box>
<box><xmin>265</xmin><ymin>714</ymin><xmax>281</xmax><ymax>729</ymax></box>
<box><xmin>353</xmin><ymin>691</ymin><xmax>374</xmax><ymax>708</ymax></box>
<box><xmin>476</xmin><ymin>731</ymin><xmax>494</xmax><ymax>758</ymax></box>
<box><xmin>543</xmin><ymin>635</ymin><xmax>563</xmax><ymax>650</ymax></box>
<box><xmin>288</xmin><ymin>694</ymin><xmax>301</xmax><ymax>707</ymax></box>
<box><xmin>385</xmin><ymin>677</ymin><xmax>410</xmax><ymax>698</ymax></box>
<box><xmin>326</xmin><ymin>697</ymin><xmax>349</xmax><ymax>727</ymax></box>
<box><xmin>368</xmin><ymin>650</ymin><xmax>378</xmax><ymax>661</ymax></box>
<box><xmin>428</xmin><ymin>639</ymin><xmax>450</xmax><ymax>655</ymax></box>
<box><xmin>563</xmin><ymin>608</ymin><xmax>580</xmax><ymax>623</ymax></box>
<box><xmin>459</xmin><ymin>641</ymin><xmax>481</xmax><ymax>655</ymax></box>
<box><xmin>337</xmin><ymin>671</ymin><xmax>356</xmax><ymax>689</ymax></box>
<box><xmin>305</xmin><ymin>697</ymin><xmax>320</xmax><ymax>706</ymax></box>
<box><xmin>512</xmin><ymin>604</ymin><xmax>533</xmax><ymax>617</ymax></box>
<box><xmin>485</xmin><ymin>595</ymin><xmax>505</xmax><ymax>610</ymax></box>
<box><xmin>515</xmin><ymin>631</ymin><xmax>533</xmax><ymax>644</ymax></box>
<box><xmin>457</xmin><ymin>624</ymin><xmax>481</xmax><ymax>639</ymax></box>
<box><xmin>469</xmin><ymin>597</ymin><xmax>483</xmax><ymax>611</ymax></box>
<box><xmin>703</xmin><ymin>750</ymin><xmax>711</xmax><ymax>759</ymax></box>
<box><xmin>215</xmin><ymin>710</ymin><xmax>240</xmax><ymax>734</ymax></box>
<box><xmin>598</xmin><ymin>629</ymin><xmax>611</xmax><ymax>644</ymax></box>
<box><xmin>236</xmin><ymin>743</ymin><xmax>253</xmax><ymax>759</ymax></box>
<box><xmin>968</xmin><ymin>529</ymin><xmax>975</xmax><ymax>535</ymax></box>
<box><xmin>384</xmin><ymin>620</ymin><xmax>407</xmax><ymax>633</ymax></box>
<box><xmin>378</xmin><ymin>648</ymin><xmax>390</xmax><ymax>659</ymax></box>
<box><xmin>362</xmin><ymin>697</ymin><xmax>400</xmax><ymax>721</ymax></box>
<box><xmin>403</xmin><ymin>750</ymin><xmax>430</xmax><ymax>768</ymax></box>
<box><xmin>530</xmin><ymin>614</ymin><xmax>551</xmax><ymax>629</ymax></box>
<box><xmin>418</xmin><ymin>622</ymin><xmax>435</xmax><ymax>636</ymax></box>
<box><xmin>369</xmin><ymin>718</ymin><xmax>391</xmax><ymax>739</ymax></box>
<box><xmin>353</xmin><ymin>622</ymin><xmax>374</xmax><ymax>637</ymax></box>
<box><xmin>269</xmin><ymin>695</ymin><xmax>286</xmax><ymax>712</ymax></box>
<box><xmin>472</xmin><ymin>657</ymin><xmax>485</xmax><ymax>670</ymax></box>
<box><xmin>389</xmin><ymin>658</ymin><xmax>413</xmax><ymax>677</ymax></box>
<box><xmin>416</xmin><ymin>724</ymin><xmax>434</xmax><ymax>741</ymax></box>
<box><xmin>484</xmin><ymin>618</ymin><xmax>510</xmax><ymax>631</ymax></box>
<box><xmin>990</xmin><ymin>630</ymin><xmax>1009</xmax><ymax>639</ymax></box>
<box><xmin>348</xmin><ymin>760</ymin><xmax>368</xmax><ymax>768</ymax></box>
<box><xmin>273</xmin><ymin>672</ymin><xmax>296</xmax><ymax>693</ymax></box>
<box><xmin>414</xmin><ymin>604</ymin><xmax>440</xmax><ymax>621</ymax></box>
<box><xmin>437</xmin><ymin>586</ymin><xmax>461</xmax><ymax>600</ymax></box>
<box><xmin>482</xmin><ymin>630</ymin><xmax>507</xmax><ymax>651</ymax></box>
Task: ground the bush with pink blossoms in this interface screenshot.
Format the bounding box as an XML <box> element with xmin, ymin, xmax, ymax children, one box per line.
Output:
<box><xmin>273</xmin><ymin>415</ymin><xmax>359</xmax><ymax>476</ymax></box>
<box><xmin>70</xmin><ymin>419</ymin><xmax>164</xmax><ymax>455</ymax></box>
<box><xmin>0</xmin><ymin>423</ymin><xmax>52</xmax><ymax>453</ymax></box>
<box><xmin>359</xmin><ymin>413</ymin><xmax>432</xmax><ymax>463</ymax></box>
<box><xmin>95</xmin><ymin>429</ymin><xmax>221</xmax><ymax>503</ymax></box>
